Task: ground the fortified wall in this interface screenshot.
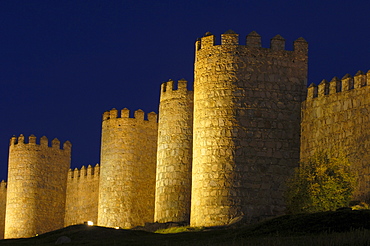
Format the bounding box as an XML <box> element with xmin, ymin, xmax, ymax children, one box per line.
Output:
<box><xmin>155</xmin><ymin>79</ymin><xmax>194</xmax><ymax>223</ymax></box>
<box><xmin>64</xmin><ymin>164</ymin><xmax>100</xmax><ymax>226</ymax></box>
<box><xmin>98</xmin><ymin>108</ymin><xmax>158</xmax><ymax>228</ymax></box>
<box><xmin>0</xmin><ymin>30</ymin><xmax>369</xmax><ymax>239</ymax></box>
<box><xmin>191</xmin><ymin>31</ymin><xmax>307</xmax><ymax>226</ymax></box>
<box><xmin>5</xmin><ymin>135</ymin><xmax>71</xmax><ymax>239</ymax></box>
<box><xmin>301</xmin><ymin>71</ymin><xmax>370</xmax><ymax>201</ymax></box>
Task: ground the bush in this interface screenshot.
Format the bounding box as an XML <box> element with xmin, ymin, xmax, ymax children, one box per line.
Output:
<box><xmin>286</xmin><ymin>151</ymin><xmax>357</xmax><ymax>213</ymax></box>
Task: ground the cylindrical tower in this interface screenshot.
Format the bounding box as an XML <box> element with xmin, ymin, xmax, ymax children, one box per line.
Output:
<box><xmin>155</xmin><ymin>79</ymin><xmax>193</xmax><ymax>223</ymax></box>
<box><xmin>191</xmin><ymin>30</ymin><xmax>308</xmax><ymax>226</ymax></box>
<box><xmin>98</xmin><ymin>108</ymin><xmax>158</xmax><ymax>228</ymax></box>
<box><xmin>5</xmin><ymin>134</ymin><xmax>71</xmax><ymax>238</ymax></box>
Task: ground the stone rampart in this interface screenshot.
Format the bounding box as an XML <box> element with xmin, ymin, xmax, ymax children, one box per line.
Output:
<box><xmin>301</xmin><ymin>70</ymin><xmax>370</xmax><ymax>201</ymax></box>
<box><xmin>0</xmin><ymin>181</ymin><xmax>6</xmax><ymax>239</ymax></box>
<box><xmin>191</xmin><ymin>30</ymin><xmax>308</xmax><ymax>226</ymax></box>
<box><xmin>5</xmin><ymin>135</ymin><xmax>71</xmax><ymax>239</ymax></box>
<box><xmin>98</xmin><ymin>108</ymin><xmax>158</xmax><ymax>228</ymax></box>
<box><xmin>64</xmin><ymin>164</ymin><xmax>100</xmax><ymax>226</ymax></box>
<box><xmin>155</xmin><ymin>79</ymin><xmax>194</xmax><ymax>223</ymax></box>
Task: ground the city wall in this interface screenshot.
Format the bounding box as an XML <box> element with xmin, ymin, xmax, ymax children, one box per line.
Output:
<box><xmin>191</xmin><ymin>31</ymin><xmax>308</xmax><ymax>226</ymax></box>
<box><xmin>301</xmin><ymin>71</ymin><xmax>370</xmax><ymax>201</ymax></box>
<box><xmin>5</xmin><ymin>135</ymin><xmax>71</xmax><ymax>239</ymax></box>
<box><xmin>0</xmin><ymin>181</ymin><xmax>6</xmax><ymax>239</ymax></box>
<box><xmin>98</xmin><ymin>108</ymin><xmax>158</xmax><ymax>228</ymax></box>
<box><xmin>155</xmin><ymin>79</ymin><xmax>194</xmax><ymax>223</ymax></box>
<box><xmin>64</xmin><ymin>164</ymin><xmax>100</xmax><ymax>226</ymax></box>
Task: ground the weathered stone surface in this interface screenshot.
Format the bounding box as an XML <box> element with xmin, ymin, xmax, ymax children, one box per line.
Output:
<box><xmin>301</xmin><ymin>71</ymin><xmax>370</xmax><ymax>201</ymax></box>
<box><xmin>191</xmin><ymin>32</ymin><xmax>308</xmax><ymax>227</ymax></box>
<box><xmin>155</xmin><ymin>79</ymin><xmax>193</xmax><ymax>223</ymax></box>
<box><xmin>4</xmin><ymin>135</ymin><xmax>71</xmax><ymax>239</ymax></box>
<box><xmin>64</xmin><ymin>164</ymin><xmax>100</xmax><ymax>226</ymax></box>
<box><xmin>97</xmin><ymin>109</ymin><xmax>158</xmax><ymax>228</ymax></box>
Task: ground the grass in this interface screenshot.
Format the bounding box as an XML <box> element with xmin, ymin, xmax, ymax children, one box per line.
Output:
<box><xmin>0</xmin><ymin>210</ymin><xmax>369</xmax><ymax>245</ymax></box>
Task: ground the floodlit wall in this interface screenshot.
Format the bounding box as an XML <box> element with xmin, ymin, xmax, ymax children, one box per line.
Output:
<box><xmin>301</xmin><ymin>71</ymin><xmax>370</xmax><ymax>201</ymax></box>
<box><xmin>64</xmin><ymin>164</ymin><xmax>100</xmax><ymax>226</ymax></box>
<box><xmin>191</xmin><ymin>31</ymin><xmax>308</xmax><ymax>226</ymax></box>
<box><xmin>5</xmin><ymin>135</ymin><xmax>71</xmax><ymax>239</ymax></box>
<box><xmin>98</xmin><ymin>108</ymin><xmax>158</xmax><ymax>228</ymax></box>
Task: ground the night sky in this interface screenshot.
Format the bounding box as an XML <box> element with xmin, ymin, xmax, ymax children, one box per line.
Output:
<box><xmin>0</xmin><ymin>1</ymin><xmax>369</xmax><ymax>181</ymax></box>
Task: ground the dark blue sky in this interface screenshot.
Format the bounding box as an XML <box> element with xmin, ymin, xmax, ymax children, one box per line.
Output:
<box><xmin>0</xmin><ymin>0</ymin><xmax>369</xmax><ymax>181</ymax></box>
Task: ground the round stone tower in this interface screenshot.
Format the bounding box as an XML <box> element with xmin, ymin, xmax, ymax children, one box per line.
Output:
<box><xmin>98</xmin><ymin>108</ymin><xmax>158</xmax><ymax>228</ymax></box>
<box><xmin>155</xmin><ymin>79</ymin><xmax>193</xmax><ymax>223</ymax></box>
<box><xmin>5</xmin><ymin>134</ymin><xmax>71</xmax><ymax>239</ymax></box>
<box><xmin>191</xmin><ymin>30</ymin><xmax>308</xmax><ymax>226</ymax></box>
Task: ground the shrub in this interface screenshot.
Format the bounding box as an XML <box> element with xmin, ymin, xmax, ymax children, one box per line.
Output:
<box><xmin>286</xmin><ymin>151</ymin><xmax>357</xmax><ymax>213</ymax></box>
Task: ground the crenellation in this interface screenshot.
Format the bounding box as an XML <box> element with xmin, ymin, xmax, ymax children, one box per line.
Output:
<box><xmin>147</xmin><ymin>112</ymin><xmax>157</xmax><ymax>122</ymax></box>
<box><xmin>134</xmin><ymin>109</ymin><xmax>144</xmax><ymax>120</ymax></box>
<box><xmin>177</xmin><ymin>78</ymin><xmax>188</xmax><ymax>90</ymax></box>
<box><xmin>9</xmin><ymin>136</ymin><xmax>16</xmax><ymax>146</ymax></box>
<box><xmin>354</xmin><ymin>70</ymin><xmax>366</xmax><ymax>88</ymax></box>
<box><xmin>109</xmin><ymin>108</ymin><xmax>118</xmax><ymax>119</ymax></box>
<box><xmin>121</xmin><ymin>108</ymin><xmax>130</xmax><ymax>118</ymax></box>
<box><xmin>1</xmin><ymin>29</ymin><xmax>369</xmax><ymax>238</ymax></box>
<box><xmin>307</xmin><ymin>83</ymin><xmax>318</xmax><ymax>100</ymax></box>
<box><xmin>293</xmin><ymin>37</ymin><xmax>308</xmax><ymax>53</ymax></box>
<box><xmin>40</xmin><ymin>135</ymin><xmax>48</xmax><ymax>146</ymax></box>
<box><xmin>221</xmin><ymin>30</ymin><xmax>239</xmax><ymax>45</ymax></box>
<box><xmin>246</xmin><ymin>31</ymin><xmax>261</xmax><ymax>48</ymax></box>
<box><xmin>329</xmin><ymin>76</ymin><xmax>341</xmax><ymax>94</ymax></box>
<box><xmin>52</xmin><ymin>138</ymin><xmax>60</xmax><ymax>149</ymax></box>
<box><xmin>29</xmin><ymin>134</ymin><xmax>36</xmax><ymax>144</ymax></box>
<box><xmin>318</xmin><ymin>79</ymin><xmax>329</xmax><ymax>96</ymax></box>
<box><xmin>342</xmin><ymin>73</ymin><xmax>353</xmax><ymax>91</ymax></box>
<box><xmin>270</xmin><ymin>34</ymin><xmax>285</xmax><ymax>50</ymax></box>
<box><xmin>18</xmin><ymin>134</ymin><xmax>24</xmax><ymax>144</ymax></box>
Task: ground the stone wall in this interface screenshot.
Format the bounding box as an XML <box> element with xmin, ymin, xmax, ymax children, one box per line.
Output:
<box><xmin>64</xmin><ymin>164</ymin><xmax>100</xmax><ymax>226</ymax></box>
<box><xmin>5</xmin><ymin>135</ymin><xmax>71</xmax><ymax>239</ymax></box>
<box><xmin>98</xmin><ymin>108</ymin><xmax>158</xmax><ymax>228</ymax></box>
<box><xmin>191</xmin><ymin>31</ymin><xmax>308</xmax><ymax>226</ymax></box>
<box><xmin>301</xmin><ymin>71</ymin><xmax>370</xmax><ymax>201</ymax></box>
<box><xmin>0</xmin><ymin>181</ymin><xmax>6</xmax><ymax>239</ymax></box>
<box><xmin>155</xmin><ymin>79</ymin><xmax>193</xmax><ymax>223</ymax></box>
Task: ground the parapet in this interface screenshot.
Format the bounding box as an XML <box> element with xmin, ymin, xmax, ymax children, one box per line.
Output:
<box><xmin>9</xmin><ymin>134</ymin><xmax>71</xmax><ymax>151</ymax></box>
<box><xmin>68</xmin><ymin>164</ymin><xmax>100</xmax><ymax>181</ymax></box>
<box><xmin>102</xmin><ymin>108</ymin><xmax>157</xmax><ymax>122</ymax></box>
<box><xmin>195</xmin><ymin>30</ymin><xmax>308</xmax><ymax>53</ymax></box>
<box><xmin>306</xmin><ymin>70</ymin><xmax>370</xmax><ymax>100</ymax></box>
<box><xmin>160</xmin><ymin>79</ymin><xmax>193</xmax><ymax>94</ymax></box>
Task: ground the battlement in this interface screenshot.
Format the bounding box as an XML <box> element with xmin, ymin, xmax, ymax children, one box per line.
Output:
<box><xmin>306</xmin><ymin>70</ymin><xmax>370</xmax><ymax>100</ymax></box>
<box><xmin>195</xmin><ymin>30</ymin><xmax>308</xmax><ymax>53</ymax></box>
<box><xmin>0</xmin><ymin>180</ymin><xmax>6</xmax><ymax>189</ymax></box>
<box><xmin>102</xmin><ymin>108</ymin><xmax>157</xmax><ymax>122</ymax></box>
<box><xmin>161</xmin><ymin>79</ymin><xmax>192</xmax><ymax>93</ymax></box>
<box><xmin>9</xmin><ymin>134</ymin><xmax>71</xmax><ymax>150</ymax></box>
<box><xmin>68</xmin><ymin>164</ymin><xmax>100</xmax><ymax>180</ymax></box>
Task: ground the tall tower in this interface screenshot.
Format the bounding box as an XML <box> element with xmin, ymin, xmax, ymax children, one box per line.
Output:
<box><xmin>5</xmin><ymin>135</ymin><xmax>71</xmax><ymax>238</ymax></box>
<box><xmin>98</xmin><ymin>108</ymin><xmax>158</xmax><ymax>228</ymax></box>
<box><xmin>155</xmin><ymin>79</ymin><xmax>193</xmax><ymax>223</ymax></box>
<box><xmin>191</xmin><ymin>30</ymin><xmax>308</xmax><ymax>226</ymax></box>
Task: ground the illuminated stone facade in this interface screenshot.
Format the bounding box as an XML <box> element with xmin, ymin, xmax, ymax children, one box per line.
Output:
<box><xmin>0</xmin><ymin>30</ymin><xmax>369</xmax><ymax>239</ymax></box>
<box><xmin>4</xmin><ymin>135</ymin><xmax>71</xmax><ymax>239</ymax></box>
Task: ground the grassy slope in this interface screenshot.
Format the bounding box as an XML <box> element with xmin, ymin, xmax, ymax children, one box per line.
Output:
<box><xmin>0</xmin><ymin>210</ymin><xmax>369</xmax><ymax>246</ymax></box>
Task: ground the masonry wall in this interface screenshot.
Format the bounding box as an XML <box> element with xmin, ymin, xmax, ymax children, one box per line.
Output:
<box><xmin>191</xmin><ymin>31</ymin><xmax>308</xmax><ymax>226</ymax></box>
<box><xmin>0</xmin><ymin>181</ymin><xmax>6</xmax><ymax>239</ymax></box>
<box><xmin>98</xmin><ymin>108</ymin><xmax>158</xmax><ymax>228</ymax></box>
<box><xmin>155</xmin><ymin>79</ymin><xmax>193</xmax><ymax>223</ymax></box>
<box><xmin>64</xmin><ymin>164</ymin><xmax>100</xmax><ymax>226</ymax></box>
<box><xmin>301</xmin><ymin>71</ymin><xmax>370</xmax><ymax>201</ymax></box>
<box><xmin>5</xmin><ymin>135</ymin><xmax>71</xmax><ymax>239</ymax></box>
